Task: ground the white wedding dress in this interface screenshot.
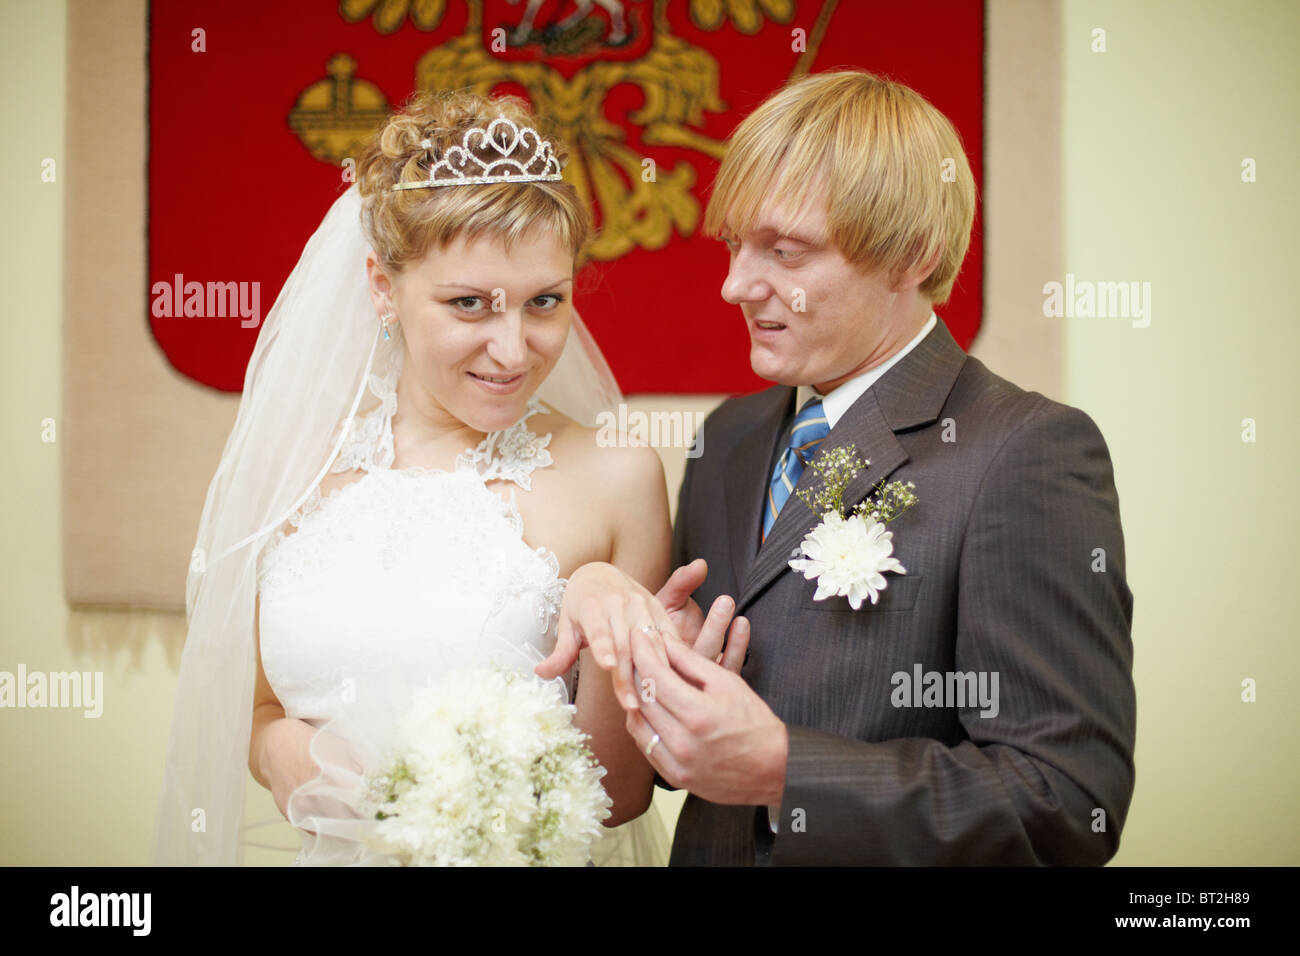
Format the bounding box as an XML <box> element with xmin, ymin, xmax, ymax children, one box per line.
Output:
<box><xmin>254</xmin><ymin>353</ymin><xmax>668</xmax><ymax>866</ymax></box>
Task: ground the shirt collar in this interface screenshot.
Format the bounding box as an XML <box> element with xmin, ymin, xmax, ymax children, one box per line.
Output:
<box><xmin>796</xmin><ymin>312</ymin><xmax>938</xmax><ymax>428</ymax></box>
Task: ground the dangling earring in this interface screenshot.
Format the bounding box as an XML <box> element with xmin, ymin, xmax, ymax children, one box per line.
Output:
<box><xmin>380</xmin><ymin>311</ymin><xmax>393</xmax><ymax>341</ymax></box>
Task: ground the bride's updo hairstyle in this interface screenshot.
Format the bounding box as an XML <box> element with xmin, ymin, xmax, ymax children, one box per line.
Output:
<box><xmin>356</xmin><ymin>89</ymin><xmax>591</xmax><ymax>272</ymax></box>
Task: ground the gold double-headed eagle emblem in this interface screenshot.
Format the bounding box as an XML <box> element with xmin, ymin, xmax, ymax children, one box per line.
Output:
<box><xmin>288</xmin><ymin>0</ymin><xmax>835</xmax><ymax>261</ymax></box>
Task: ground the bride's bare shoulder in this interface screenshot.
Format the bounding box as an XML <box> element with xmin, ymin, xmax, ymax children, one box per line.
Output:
<box><xmin>532</xmin><ymin>404</ymin><xmax>665</xmax><ymax>494</ymax></box>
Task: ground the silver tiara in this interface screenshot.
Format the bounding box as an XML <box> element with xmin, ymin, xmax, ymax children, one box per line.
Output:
<box><xmin>391</xmin><ymin>116</ymin><xmax>563</xmax><ymax>190</ymax></box>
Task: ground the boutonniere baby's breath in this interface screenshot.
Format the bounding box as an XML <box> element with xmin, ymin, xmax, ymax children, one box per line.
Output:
<box><xmin>788</xmin><ymin>444</ymin><xmax>917</xmax><ymax>610</ymax></box>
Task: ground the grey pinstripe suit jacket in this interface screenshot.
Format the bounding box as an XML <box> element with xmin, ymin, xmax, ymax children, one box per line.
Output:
<box><xmin>667</xmin><ymin>318</ymin><xmax>1136</xmax><ymax>865</ymax></box>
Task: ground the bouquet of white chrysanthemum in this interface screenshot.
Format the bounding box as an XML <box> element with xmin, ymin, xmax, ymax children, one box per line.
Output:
<box><xmin>357</xmin><ymin>666</ymin><xmax>611</xmax><ymax>866</ymax></box>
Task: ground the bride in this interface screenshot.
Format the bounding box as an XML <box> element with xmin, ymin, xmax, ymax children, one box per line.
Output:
<box><xmin>153</xmin><ymin>89</ymin><xmax>685</xmax><ymax>865</ymax></box>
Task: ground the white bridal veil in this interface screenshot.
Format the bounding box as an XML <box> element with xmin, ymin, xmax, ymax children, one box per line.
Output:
<box><xmin>152</xmin><ymin>183</ymin><xmax>624</xmax><ymax>865</ymax></box>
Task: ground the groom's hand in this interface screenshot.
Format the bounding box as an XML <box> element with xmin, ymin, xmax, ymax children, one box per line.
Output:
<box><xmin>626</xmin><ymin>630</ymin><xmax>787</xmax><ymax>807</ymax></box>
<box><xmin>656</xmin><ymin>558</ymin><xmax>750</xmax><ymax>667</ymax></box>
<box><xmin>655</xmin><ymin>559</ymin><xmax>708</xmax><ymax>643</ymax></box>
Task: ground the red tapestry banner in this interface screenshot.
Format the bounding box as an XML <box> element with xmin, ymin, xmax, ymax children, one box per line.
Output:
<box><xmin>149</xmin><ymin>0</ymin><xmax>983</xmax><ymax>395</ymax></box>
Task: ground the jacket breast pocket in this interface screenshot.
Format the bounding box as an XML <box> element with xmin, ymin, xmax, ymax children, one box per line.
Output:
<box><xmin>799</xmin><ymin>573</ymin><xmax>924</xmax><ymax>613</ymax></box>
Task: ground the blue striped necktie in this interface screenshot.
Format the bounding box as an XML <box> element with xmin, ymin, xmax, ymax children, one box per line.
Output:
<box><xmin>762</xmin><ymin>397</ymin><xmax>831</xmax><ymax>541</ymax></box>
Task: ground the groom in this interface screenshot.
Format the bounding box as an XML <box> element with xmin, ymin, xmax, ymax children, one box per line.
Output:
<box><xmin>553</xmin><ymin>69</ymin><xmax>1136</xmax><ymax>865</ymax></box>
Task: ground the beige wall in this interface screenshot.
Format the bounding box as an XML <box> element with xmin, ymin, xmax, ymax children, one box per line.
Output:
<box><xmin>3</xmin><ymin>0</ymin><xmax>1296</xmax><ymax>865</ymax></box>
<box><xmin>1061</xmin><ymin>0</ymin><xmax>1300</xmax><ymax>864</ymax></box>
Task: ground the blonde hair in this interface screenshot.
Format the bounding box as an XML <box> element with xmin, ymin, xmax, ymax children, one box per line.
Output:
<box><xmin>703</xmin><ymin>70</ymin><xmax>976</xmax><ymax>304</ymax></box>
<box><xmin>356</xmin><ymin>89</ymin><xmax>591</xmax><ymax>272</ymax></box>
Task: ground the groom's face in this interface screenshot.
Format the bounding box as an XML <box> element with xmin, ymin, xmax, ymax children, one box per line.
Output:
<box><xmin>718</xmin><ymin>190</ymin><xmax>908</xmax><ymax>393</ymax></box>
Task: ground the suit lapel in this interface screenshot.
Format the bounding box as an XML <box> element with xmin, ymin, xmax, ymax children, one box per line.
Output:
<box><xmin>738</xmin><ymin>388</ymin><xmax>906</xmax><ymax>612</ymax></box>
<box><xmin>722</xmin><ymin>386</ymin><xmax>794</xmax><ymax>592</ymax></box>
<box><xmin>735</xmin><ymin>317</ymin><xmax>969</xmax><ymax>613</ymax></box>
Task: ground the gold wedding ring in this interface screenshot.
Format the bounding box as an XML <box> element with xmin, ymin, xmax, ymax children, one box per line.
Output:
<box><xmin>645</xmin><ymin>732</ymin><xmax>661</xmax><ymax>757</ymax></box>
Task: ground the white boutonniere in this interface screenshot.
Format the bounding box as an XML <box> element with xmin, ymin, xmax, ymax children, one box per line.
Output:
<box><xmin>788</xmin><ymin>444</ymin><xmax>917</xmax><ymax>610</ymax></box>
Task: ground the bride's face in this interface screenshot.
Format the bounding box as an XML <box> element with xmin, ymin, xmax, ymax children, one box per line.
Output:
<box><xmin>369</xmin><ymin>229</ymin><xmax>574</xmax><ymax>434</ymax></box>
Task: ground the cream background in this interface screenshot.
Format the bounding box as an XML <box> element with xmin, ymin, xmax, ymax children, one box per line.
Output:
<box><xmin>1060</xmin><ymin>0</ymin><xmax>1299</xmax><ymax>864</ymax></box>
<box><xmin>2</xmin><ymin>0</ymin><xmax>1296</xmax><ymax>864</ymax></box>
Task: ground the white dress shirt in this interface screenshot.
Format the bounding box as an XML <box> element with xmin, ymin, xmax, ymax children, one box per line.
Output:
<box><xmin>794</xmin><ymin>312</ymin><xmax>937</xmax><ymax>426</ymax></box>
<box><xmin>768</xmin><ymin>311</ymin><xmax>937</xmax><ymax>835</ymax></box>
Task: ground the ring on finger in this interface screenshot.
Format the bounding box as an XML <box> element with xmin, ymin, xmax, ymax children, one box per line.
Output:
<box><xmin>639</xmin><ymin>624</ymin><xmax>662</xmax><ymax>636</ymax></box>
<box><xmin>645</xmin><ymin>732</ymin><xmax>661</xmax><ymax>757</ymax></box>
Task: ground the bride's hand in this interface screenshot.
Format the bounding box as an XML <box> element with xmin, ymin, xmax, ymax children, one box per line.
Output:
<box><xmin>537</xmin><ymin>562</ymin><xmax>678</xmax><ymax>710</ymax></box>
<box><xmin>535</xmin><ymin>560</ymin><xmax>749</xmax><ymax>709</ymax></box>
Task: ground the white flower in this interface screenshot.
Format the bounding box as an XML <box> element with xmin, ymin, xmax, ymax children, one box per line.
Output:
<box><xmin>789</xmin><ymin>511</ymin><xmax>906</xmax><ymax>610</ymax></box>
<box><xmin>360</xmin><ymin>666</ymin><xmax>611</xmax><ymax>866</ymax></box>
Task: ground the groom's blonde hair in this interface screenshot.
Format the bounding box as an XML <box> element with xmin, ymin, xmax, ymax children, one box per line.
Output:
<box><xmin>357</xmin><ymin>88</ymin><xmax>592</xmax><ymax>272</ymax></box>
<box><xmin>704</xmin><ymin>70</ymin><xmax>976</xmax><ymax>305</ymax></box>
